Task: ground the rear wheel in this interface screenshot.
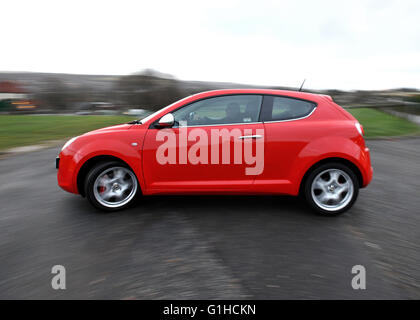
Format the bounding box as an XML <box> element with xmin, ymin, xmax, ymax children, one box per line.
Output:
<box><xmin>84</xmin><ymin>161</ymin><xmax>140</xmax><ymax>211</ymax></box>
<box><xmin>304</xmin><ymin>162</ymin><xmax>359</xmax><ymax>216</ymax></box>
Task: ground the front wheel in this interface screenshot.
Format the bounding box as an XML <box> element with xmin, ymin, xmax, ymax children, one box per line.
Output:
<box><xmin>303</xmin><ymin>163</ymin><xmax>359</xmax><ymax>216</ymax></box>
<box><xmin>84</xmin><ymin>161</ymin><xmax>140</xmax><ymax>212</ymax></box>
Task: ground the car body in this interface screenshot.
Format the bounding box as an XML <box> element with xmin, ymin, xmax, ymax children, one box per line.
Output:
<box><xmin>57</xmin><ymin>89</ymin><xmax>373</xmax><ymax>215</ymax></box>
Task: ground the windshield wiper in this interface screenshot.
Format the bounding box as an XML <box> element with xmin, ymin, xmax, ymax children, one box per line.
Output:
<box><xmin>128</xmin><ymin>119</ymin><xmax>142</xmax><ymax>124</ymax></box>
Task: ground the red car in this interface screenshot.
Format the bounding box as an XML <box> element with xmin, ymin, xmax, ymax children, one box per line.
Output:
<box><xmin>57</xmin><ymin>89</ymin><xmax>372</xmax><ymax>215</ymax></box>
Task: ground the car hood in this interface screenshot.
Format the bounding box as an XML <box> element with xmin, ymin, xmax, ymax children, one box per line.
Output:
<box><xmin>83</xmin><ymin>123</ymin><xmax>133</xmax><ymax>136</ymax></box>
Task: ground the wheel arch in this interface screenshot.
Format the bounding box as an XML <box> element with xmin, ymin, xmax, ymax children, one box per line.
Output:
<box><xmin>77</xmin><ymin>155</ymin><xmax>136</xmax><ymax>197</ymax></box>
<box><xmin>298</xmin><ymin>157</ymin><xmax>363</xmax><ymax>195</ymax></box>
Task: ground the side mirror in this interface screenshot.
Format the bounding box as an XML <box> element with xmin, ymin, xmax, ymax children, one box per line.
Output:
<box><xmin>157</xmin><ymin>113</ymin><xmax>174</xmax><ymax>128</ymax></box>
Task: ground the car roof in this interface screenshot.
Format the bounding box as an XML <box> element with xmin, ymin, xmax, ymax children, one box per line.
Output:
<box><xmin>189</xmin><ymin>88</ymin><xmax>327</xmax><ymax>103</ymax></box>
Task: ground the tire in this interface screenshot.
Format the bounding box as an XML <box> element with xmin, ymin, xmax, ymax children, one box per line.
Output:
<box><xmin>303</xmin><ymin>162</ymin><xmax>359</xmax><ymax>216</ymax></box>
<box><xmin>84</xmin><ymin>161</ymin><xmax>140</xmax><ymax>212</ymax></box>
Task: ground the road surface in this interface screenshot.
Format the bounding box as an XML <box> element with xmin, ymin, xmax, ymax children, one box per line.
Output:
<box><xmin>0</xmin><ymin>138</ymin><xmax>419</xmax><ymax>299</ymax></box>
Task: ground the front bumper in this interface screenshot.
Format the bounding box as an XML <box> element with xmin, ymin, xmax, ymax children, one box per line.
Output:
<box><xmin>56</xmin><ymin>150</ymin><xmax>79</xmax><ymax>194</ymax></box>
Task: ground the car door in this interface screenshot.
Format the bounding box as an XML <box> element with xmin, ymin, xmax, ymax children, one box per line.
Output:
<box><xmin>256</xmin><ymin>94</ymin><xmax>317</xmax><ymax>193</ymax></box>
<box><xmin>142</xmin><ymin>94</ymin><xmax>265</xmax><ymax>193</ymax></box>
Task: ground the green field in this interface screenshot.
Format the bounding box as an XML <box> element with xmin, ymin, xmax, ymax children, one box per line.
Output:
<box><xmin>0</xmin><ymin>109</ymin><xmax>419</xmax><ymax>151</ymax></box>
<box><xmin>0</xmin><ymin>115</ymin><xmax>136</xmax><ymax>151</ymax></box>
<box><xmin>348</xmin><ymin>108</ymin><xmax>420</xmax><ymax>138</ymax></box>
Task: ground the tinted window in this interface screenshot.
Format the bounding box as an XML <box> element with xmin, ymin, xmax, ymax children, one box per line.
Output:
<box><xmin>172</xmin><ymin>95</ymin><xmax>262</xmax><ymax>126</ymax></box>
<box><xmin>261</xmin><ymin>96</ymin><xmax>316</xmax><ymax>121</ymax></box>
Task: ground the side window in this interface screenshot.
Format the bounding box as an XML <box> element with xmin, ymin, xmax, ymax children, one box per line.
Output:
<box><xmin>172</xmin><ymin>95</ymin><xmax>262</xmax><ymax>127</ymax></box>
<box><xmin>261</xmin><ymin>96</ymin><xmax>316</xmax><ymax>121</ymax></box>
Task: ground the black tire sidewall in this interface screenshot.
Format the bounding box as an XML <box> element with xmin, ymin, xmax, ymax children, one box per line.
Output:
<box><xmin>304</xmin><ymin>162</ymin><xmax>359</xmax><ymax>216</ymax></box>
<box><xmin>84</xmin><ymin>161</ymin><xmax>140</xmax><ymax>212</ymax></box>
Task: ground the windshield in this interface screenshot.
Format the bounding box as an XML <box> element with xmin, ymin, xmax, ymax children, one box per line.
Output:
<box><xmin>137</xmin><ymin>105</ymin><xmax>173</xmax><ymax>124</ymax></box>
<box><xmin>134</xmin><ymin>95</ymin><xmax>194</xmax><ymax>124</ymax></box>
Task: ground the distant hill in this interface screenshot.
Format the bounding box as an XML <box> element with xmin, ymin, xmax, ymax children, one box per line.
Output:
<box><xmin>0</xmin><ymin>71</ymin><xmax>417</xmax><ymax>109</ymax></box>
<box><xmin>0</xmin><ymin>72</ymin><xmax>120</xmax><ymax>92</ymax></box>
<box><xmin>0</xmin><ymin>71</ymin><xmax>297</xmax><ymax>93</ymax></box>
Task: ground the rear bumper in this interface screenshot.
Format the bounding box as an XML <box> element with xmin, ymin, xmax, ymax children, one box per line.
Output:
<box><xmin>360</xmin><ymin>147</ymin><xmax>373</xmax><ymax>187</ymax></box>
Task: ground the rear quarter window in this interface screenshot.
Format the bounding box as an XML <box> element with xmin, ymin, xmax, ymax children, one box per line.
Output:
<box><xmin>262</xmin><ymin>96</ymin><xmax>316</xmax><ymax>121</ymax></box>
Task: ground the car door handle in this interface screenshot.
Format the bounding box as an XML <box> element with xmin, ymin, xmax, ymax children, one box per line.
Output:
<box><xmin>238</xmin><ymin>135</ymin><xmax>263</xmax><ymax>139</ymax></box>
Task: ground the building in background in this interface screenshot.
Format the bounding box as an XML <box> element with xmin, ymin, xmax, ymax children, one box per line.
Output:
<box><xmin>0</xmin><ymin>81</ymin><xmax>36</xmax><ymax>112</ymax></box>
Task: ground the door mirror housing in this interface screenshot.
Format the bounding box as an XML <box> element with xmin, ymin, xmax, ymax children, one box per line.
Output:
<box><xmin>157</xmin><ymin>113</ymin><xmax>175</xmax><ymax>128</ymax></box>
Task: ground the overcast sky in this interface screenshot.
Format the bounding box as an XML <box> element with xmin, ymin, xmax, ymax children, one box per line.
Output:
<box><xmin>1</xmin><ymin>0</ymin><xmax>419</xmax><ymax>90</ymax></box>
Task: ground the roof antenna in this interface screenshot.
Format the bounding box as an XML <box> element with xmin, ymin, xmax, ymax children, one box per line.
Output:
<box><xmin>298</xmin><ymin>79</ymin><xmax>306</xmax><ymax>92</ymax></box>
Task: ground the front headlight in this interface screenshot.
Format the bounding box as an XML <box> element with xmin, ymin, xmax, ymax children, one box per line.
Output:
<box><xmin>355</xmin><ymin>122</ymin><xmax>364</xmax><ymax>136</ymax></box>
<box><xmin>61</xmin><ymin>136</ymin><xmax>79</xmax><ymax>151</ymax></box>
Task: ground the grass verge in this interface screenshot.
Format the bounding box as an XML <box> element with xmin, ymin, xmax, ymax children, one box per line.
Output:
<box><xmin>347</xmin><ymin>108</ymin><xmax>420</xmax><ymax>138</ymax></box>
<box><xmin>0</xmin><ymin>115</ymin><xmax>136</xmax><ymax>151</ymax></box>
<box><xmin>0</xmin><ymin>109</ymin><xmax>419</xmax><ymax>151</ymax></box>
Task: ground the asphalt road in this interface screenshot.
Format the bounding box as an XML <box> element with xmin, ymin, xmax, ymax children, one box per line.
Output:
<box><xmin>0</xmin><ymin>138</ymin><xmax>420</xmax><ymax>299</ymax></box>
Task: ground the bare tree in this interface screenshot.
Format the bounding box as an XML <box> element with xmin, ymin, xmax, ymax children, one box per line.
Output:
<box><xmin>114</xmin><ymin>70</ymin><xmax>185</xmax><ymax>111</ymax></box>
<box><xmin>35</xmin><ymin>77</ymin><xmax>72</xmax><ymax>111</ymax></box>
